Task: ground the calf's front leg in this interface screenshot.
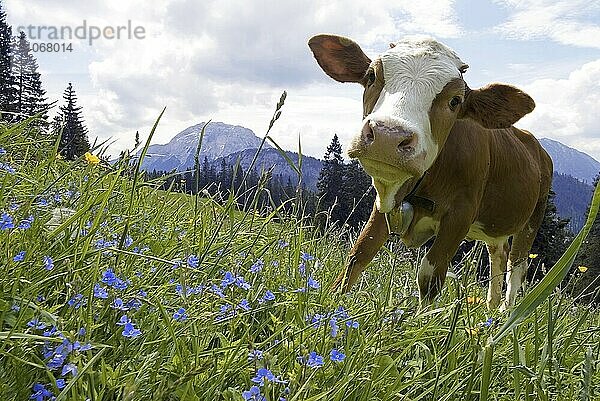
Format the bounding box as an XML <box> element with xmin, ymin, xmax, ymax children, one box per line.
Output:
<box><xmin>418</xmin><ymin>212</ymin><xmax>472</xmax><ymax>304</ymax></box>
<box><xmin>331</xmin><ymin>205</ymin><xmax>389</xmax><ymax>292</ymax></box>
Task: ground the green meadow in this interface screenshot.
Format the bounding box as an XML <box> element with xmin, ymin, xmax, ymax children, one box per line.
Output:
<box><xmin>1</xmin><ymin>108</ymin><xmax>599</xmax><ymax>401</ymax></box>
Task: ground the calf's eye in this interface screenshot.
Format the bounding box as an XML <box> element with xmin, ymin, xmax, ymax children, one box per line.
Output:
<box><xmin>366</xmin><ymin>70</ymin><xmax>376</xmax><ymax>86</ymax></box>
<box><xmin>449</xmin><ymin>96</ymin><xmax>462</xmax><ymax>110</ymax></box>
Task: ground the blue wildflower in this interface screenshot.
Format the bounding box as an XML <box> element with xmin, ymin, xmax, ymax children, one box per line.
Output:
<box><xmin>484</xmin><ymin>317</ymin><xmax>494</xmax><ymax>327</ymax></box>
<box><xmin>235</xmin><ymin>275</ymin><xmax>251</xmax><ymax>290</ymax></box>
<box><xmin>93</xmin><ymin>284</ymin><xmax>108</xmax><ymax>299</ymax></box>
<box><xmin>73</xmin><ymin>341</ymin><xmax>92</xmax><ymax>351</ymax></box>
<box><xmin>124</xmin><ymin>235</ymin><xmax>133</xmax><ymax>247</ymax></box>
<box><xmin>242</xmin><ymin>386</ymin><xmax>265</xmax><ymax>401</ymax></box>
<box><xmin>1</xmin><ymin>212</ymin><xmax>14</xmax><ymax>230</ymax></box>
<box><xmin>260</xmin><ymin>290</ymin><xmax>275</xmax><ymax>303</ymax></box>
<box><xmin>126</xmin><ymin>299</ymin><xmax>142</xmax><ymax>311</ymax></box>
<box><xmin>237</xmin><ymin>299</ymin><xmax>251</xmax><ymax>311</ymax></box>
<box><xmin>11</xmin><ymin>303</ymin><xmax>20</xmax><ymax>312</ymax></box>
<box><xmin>250</xmin><ymin>259</ymin><xmax>264</xmax><ymax>273</ymax></box>
<box><xmin>330</xmin><ymin>318</ymin><xmax>339</xmax><ymax>337</ymax></box>
<box><xmin>298</xmin><ymin>262</ymin><xmax>306</xmax><ymax>277</ymax></box>
<box><xmin>27</xmin><ymin>318</ymin><xmax>46</xmax><ymax>330</ymax></box>
<box><xmin>46</xmin><ymin>352</ymin><xmax>67</xmax><ymax>370</ymax></box>
<box><xmin>221</xmin><ymin>271</ymin><xmax>236</xmax><ymax>288</ymax></box>
<box><xmin>278</xmin><ymin>240</ymin><xmax>289</xmax><ymax>249</ymax></box>
<box><xmin>0</xmin><ymin>162</ymin><xmax>16</xmax><ymax>174</ymax></box>
<box><xmin>116</xmin><ymin>315</ymin><xmax>130</xmax><ymax>326</ymax></box>
<box><xmin>248</xmin><ymin>349</ymin><xmax>263</xmax><ymax>361</ymax></box>
<box><xmin>0</xmin><ymin>148</ymin><xmax>5</xmax><ymax>155</ymax></box>
<box><xmin>330</xmin><ymin>349</ymin><xmax>346</xmax><ymax>362</ymax></box>
<box><xmin>111</xmin><ymin>298</ymin><xmax>128</xmax><ymax>310</ymax></box>
<box><xmin>211</xmin><ymin>284</ymin><xmax>225</xmax><ymax>298</ymax></box>
<box><xmin>187</xmin><ymin>254</ymin><xmax>199</xmax><ymax>268</ymax></box>
<box><xmin>56</xmin><ymin>378</ymin><xmax>66</xmax><ymax>389</ymax></box>
<box><xmin>42</xmin><ymin>326</ymin><xmax>58</xmax><ymax>337</ymax></box>
<box><xmin>37</xmin><ymin>198</ymin><xmax>49</xmax><ymax>207</ymax></box>
<box><xmin>251</xmin><ymin>367</ymin><xmax>286</xmax><ymax>385</ymax></box>
<box><xmin>43</xmin><ymin>256</ymin><xmax>54</xmax><ymax>270</ymax></box>
<box><xmin>173</xmin><ymin>307</ymin><xmax>188</xmax><ymax>321</ymax></box>
<box><xmin>67</xmin><ymin>294</ymin><xmax>86</xmax><ymax>309</ymax></box>
<box><xmin>346</xmin><ymin>320</ymin><xmax>359</xmax><ymax>329</ymax></box>
<box><xmin>300</xmin><ymin>252</ymin><xmax>314</xmax><ymax>261</ymax></box>
<box><xmin>13</xmin><ymin>250</ymin><xmax>25</xmax><ymax>262</ymax></box>
<box><xmin>306</xmin><ymin>351</ymin><xmax>324</xmax><ymax>368</ymax></box>
<box><xmin>61</xmin><ymin>363</ymin><xmax>77</xmax><ymax>377</ymax></box>
<box><xmin>307</xmin><ymin>276</ymin><xmax>320</xmax><ymax>290</ymax></box>
<box><xmin>30</xmin><ymin>383</ymin><xmax>53</xmax><ymax>401</ymax></box>
<box><xmin>18</xmin><ymin>215</ymin><xmax>34</xmax><ymax>229</ymax></box>
<box><xmin>121</xmin><ymin>322</ymin><xmax>141</xmax><ymax>338</ymax></box>
<box><xmin>77</xmin><ymin>327</ymin><xmax>86</xmax><ymax>336</ymax></box>
<box><xmin>139</xmin><ymin>289</ymin><xmax>147</xmax><ymax>298</ymax></box>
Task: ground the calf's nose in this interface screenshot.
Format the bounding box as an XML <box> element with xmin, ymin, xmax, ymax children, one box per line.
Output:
<box><xmin>361</xmin><ymin>120</ymin><xmax>416</xmax><ymax>152</ymax></box>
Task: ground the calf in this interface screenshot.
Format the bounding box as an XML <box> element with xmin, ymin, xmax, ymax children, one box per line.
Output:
<box><xmin>308</xmin><ymin>34</ymin><xmax>552</xmax><ymax>309</ymax></box>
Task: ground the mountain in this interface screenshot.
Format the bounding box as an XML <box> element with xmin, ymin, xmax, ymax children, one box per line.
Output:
<box><xmin>140</xmin><ymin>122</ymin><xmax>322</xmax><ymax>190</ymax></box>
<box><xmin>140</xmin><ymin>122</ymin><xmax>270</xmax><ymax>173</ymax></box>
<box><xmin>551</xmin><ymin>172</ymin><xmax>594</xmax><ymax>232</ymax></box>
<box><xmin>215</xmin><ymin>147</ymin><xmax>322</xmax><ymax>190</ymax></box>
<box><xmin>540</xmin><ymin>138</ymin><xmax>600</xmax><ymax>184</ymax></box>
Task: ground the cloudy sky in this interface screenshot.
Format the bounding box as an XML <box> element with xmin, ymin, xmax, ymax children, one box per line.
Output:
<box><xmin>4</xmin><ymin>0</ymin><xmax>600</xmax><ymax>160</ymax></box>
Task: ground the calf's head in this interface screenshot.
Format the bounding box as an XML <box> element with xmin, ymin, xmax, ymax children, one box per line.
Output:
<box><xmin>308</xmin><ymin>34</ymin><xmax>534</xmax><ymax>213</ymax></box>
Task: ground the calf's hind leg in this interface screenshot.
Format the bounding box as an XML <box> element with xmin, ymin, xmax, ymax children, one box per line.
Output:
<box><xmin>505</xmin><ymin>198</ymin><xmax>547</xmax><ymax>309</ymax></box>
<box><xmin>485</xmin><ymin>239</ymin><xmax>509</xmax><ymax>309</ymax></box>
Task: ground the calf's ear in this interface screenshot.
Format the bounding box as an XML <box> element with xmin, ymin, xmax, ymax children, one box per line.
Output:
<box><xmin>459</xmin><ymin>83</ymin><xmax>535</xmax><ymax>129</ymax></box>
<box><xmin>308</xmin><ymin>34</ymin><xmax>371</xmax><ymax>84</ymax></box>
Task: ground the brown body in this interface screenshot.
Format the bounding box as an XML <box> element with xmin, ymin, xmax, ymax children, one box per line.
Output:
<box><xmin>336</xmin><ymin>120</ymin><xmax>552</xmax><ymax>308</ymax></box>
<box><xmin>308</xmin><ymin>34</ymin><xmax>553</xmax><ymax>308</ymax></box>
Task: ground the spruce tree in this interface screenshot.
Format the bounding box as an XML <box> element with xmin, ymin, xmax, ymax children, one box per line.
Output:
<box><xmin>343</xmin><ymin>160</ymin><xmax>375</xmax><ymax>228</ymax></box>
<box><xmin>12</xmin><ymin>31</ymin><xmax>48</xmax><ymax>122</ymax></box>
<box><xmin>317</xmin><ymin>134</ymin><xmax>346</xmax><ymax>224</ymax></box>
<box><xmin>574</xmin><ymin>172</ymin><xmax>600</xmax><ymax>301</ymax></box>
<box><xmin>0</xmin><ymin>3</ymin><xmax>15</xmax><ymax>119</ymax></box>
<box><xmin>57</xmin><ymin>83</ymin><xmax>90</xmax><ymax>159</ymax></box>
<box><xmin>528</xmin><ymin>189</ymin><xmax>573</xmax><ymax>281</ymax></box>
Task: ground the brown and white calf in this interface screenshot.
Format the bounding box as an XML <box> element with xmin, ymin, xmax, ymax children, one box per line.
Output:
<box><xmin>308</xmin><ymin>34</ymin><xmax>553</xmax><ymax>309</ymax></box>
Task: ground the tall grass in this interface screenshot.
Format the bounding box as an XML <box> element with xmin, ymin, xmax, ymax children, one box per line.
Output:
<box><xmin>0</xmin><ymin>110</ymin><xmax>599</xmax><ymax>401</ymax></box>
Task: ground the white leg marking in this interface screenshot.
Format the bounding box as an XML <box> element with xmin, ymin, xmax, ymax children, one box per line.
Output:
<box><xmin>486</xmin><ymin>242</ymin><xmax>507</xmax><ymax>310</ymax></box>
<box><xmin>504</xmin><ymin>259</ymin><xmax>527</xmax><ymax>309</ymax></box>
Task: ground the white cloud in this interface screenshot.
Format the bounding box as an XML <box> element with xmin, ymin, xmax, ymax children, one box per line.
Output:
<box><xmin>495</xmin><ymin>0</ymin><xmax>600</xmax><ymax>49</ymax></box>
<box><xmin>518</xmin><ymin>59</ymin><xmax>600</xmax><ymax>160</ymax></box>
<box><xmin>3</xmin><ymin>0</ymin><xmax>462</xmax><ymax>157</ymax></box>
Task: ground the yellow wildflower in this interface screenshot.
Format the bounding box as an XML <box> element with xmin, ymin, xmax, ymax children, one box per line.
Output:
<box><xmin>529</xmin><ymin>253</ymin><xmax>538</xmax><ymax>259</ymax></box>
<box><xmin>467</xmin><ymin>296</ymin><xmax>484</xmax><ymax>304</ymax></box>
<box><xmin>465</xmin><ymin>327</ymin><xmax>479</xmax><ymax>336</ymax></box>
<box><xmin>84</xmin><ymin>152</ymin><xmax>100</xmax><ymax>164</ymax></box>
<box><xmin>578</xmin><ymin>266</ymin><xmax>588</xmax><ymax>273</ymax></box>
<box><xmin>56</xmin><ymin>153</ymin><xmax>63</xmax><ymax>160</ymax></box>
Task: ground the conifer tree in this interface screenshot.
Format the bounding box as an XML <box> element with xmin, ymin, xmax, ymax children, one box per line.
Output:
<box><xmin>57</xmin><ymin>83</ymin><xmax>90</xmax><ymax>159</ymax></box>
<box><xmin>0</xmin><ymin>3</ymin><xmax>15</xmax><ymax>119</ymax></box>
<box><xmin>574</xmin><ymin>172</ymin><xmax>600</xmax><ymax>301</ymax></box>
<box><xmin>317</xmin><ymin>134</ymin><xmax>346</xmax><ymax>224</ymax></box>
<box><xmin>527</xmin><ymin>189</ymin><xmax>573</xmax><ymax>281</ymax></box>
<box><xmin>343</xmin><ymin>160</ymin><xmax>375</xmax><ymax>227</ymax></box>
<box><xmin>12</xmin><ymin>31</ymin><xmax>48</xmax><ymax>122</ymax></box>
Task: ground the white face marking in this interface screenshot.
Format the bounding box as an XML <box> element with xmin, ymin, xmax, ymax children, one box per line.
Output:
<box><xmin>365</xmin><ymin>37</ymin><xmax>465</xmax><ymax>172</ymax></box>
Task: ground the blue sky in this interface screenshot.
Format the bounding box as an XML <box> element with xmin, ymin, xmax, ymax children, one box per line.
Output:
<box><xmin>4</xmin><ymin>0</ymin><xmax>600</xmax><ymax>160</ymax></box>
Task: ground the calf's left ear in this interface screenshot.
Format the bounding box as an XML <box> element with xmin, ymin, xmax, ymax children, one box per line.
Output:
<box><xmin>459</xmin><ymin>83</ymin><xmax>535</xmax><ymax>129</ymax></box>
